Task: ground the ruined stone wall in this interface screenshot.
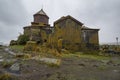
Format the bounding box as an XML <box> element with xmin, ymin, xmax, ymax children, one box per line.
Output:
<box><xmin>30</xmin><ymin>28</ymin><xmax>47</xmax><ymax>43</ymax></box>
<box><xmin>30</xmin><ymin>28</ymin><xmax>41</xmax><ymax>41</ymax></box>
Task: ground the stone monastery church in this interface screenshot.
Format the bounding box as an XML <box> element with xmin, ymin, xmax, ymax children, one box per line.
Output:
<box><xmin>23</xmin><ymin>9</ymin><xmax>99</xmax><ymax>51</ymax></box>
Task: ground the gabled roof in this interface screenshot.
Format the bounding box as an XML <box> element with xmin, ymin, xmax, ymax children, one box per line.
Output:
<box><xmin>34</xmin><ymin>9</ymin><xmax>49</xmax><ymax>18</ymax></box>
<box><xmin>54</xmin><ymin>15</ymin><xmax>83</xmax><ymax>26</ymax></box>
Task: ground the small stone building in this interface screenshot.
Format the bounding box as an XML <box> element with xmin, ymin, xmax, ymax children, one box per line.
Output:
<box><xmin>23</xmin><ymin>9</ymin><xmax>99</xmax><ymax>51</ymax></box>
<box><xmin>24</xmin><ymin>9</ymin><xmax>52</xmax><ymax>44</ymax></box>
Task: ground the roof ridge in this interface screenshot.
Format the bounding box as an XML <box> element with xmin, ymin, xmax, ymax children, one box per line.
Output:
<box><xmin>54</xmin><ymin>15</ymin><xmax>83</xmax><ymax>26</ymax></box>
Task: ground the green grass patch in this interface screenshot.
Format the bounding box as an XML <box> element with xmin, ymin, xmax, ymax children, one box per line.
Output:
<box><xmin>98</xmin><ymin>65</ymin><xmax>107</xmax><ymax>70</ymax></box>
<box><xmin>79</xmin><ymin>54</ymin><xmax>111</xmax><ymax>61</ymax></box>
<box><xmin>1</xmin><ymin>61</ymin><xmax>14</xmax><ymax>68</ymax></box>
<box><xmin>62</xmin><ymin>52</ymin><xmax>111</xmax><ymax>61</ymax></box>
<box><xmin>9</xmin><ymin>45</ymin><xmax>24</xmax><ymax>52</ymax></box>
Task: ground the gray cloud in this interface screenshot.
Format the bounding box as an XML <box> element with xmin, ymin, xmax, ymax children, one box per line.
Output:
<box><xmin>0</xmin><ymin>0</ymin><xmax>28</xmax><ymax>25</ymax></box>
<box><xmin>0</xmin><ymin>0</ymin><xmax>28</xmax><ymax>44</ymax></box>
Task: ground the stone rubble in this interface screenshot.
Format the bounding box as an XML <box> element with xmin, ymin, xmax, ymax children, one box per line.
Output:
<box><xmin>10</xmin><ymin>63</ymin><xmax>20</xmax><ymax>72</ymax></box>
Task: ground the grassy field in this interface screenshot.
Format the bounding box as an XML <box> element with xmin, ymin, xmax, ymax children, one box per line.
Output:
<box><xmin>9</xmin><ymin>45</ymin><xmax>113</xmax><ymax>61</ymax></box>
<box><xmin>9</xmin><ymin>45</ymin><xmax>24</xmax><ymax>52</ymax></box>
<box><xmin>61</xmin><ymin>52</ymin><xmax>112</xmax><ymax>61</ymax></box>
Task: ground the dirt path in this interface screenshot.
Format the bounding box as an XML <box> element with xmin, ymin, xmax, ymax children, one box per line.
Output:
<box><xmin>13</xmin><ymin>57</ymin><xmax>120</xmax><ymax>80</ymax></box>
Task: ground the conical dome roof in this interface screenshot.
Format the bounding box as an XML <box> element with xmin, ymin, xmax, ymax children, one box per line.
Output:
<box><xmin>34</xmin><ymin>9</ymin><xmax>48</xmax><ymax>17</ymax></box>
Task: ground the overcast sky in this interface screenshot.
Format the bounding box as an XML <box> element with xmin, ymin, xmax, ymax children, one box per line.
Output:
<box><xmin>0</xmin><ymin>0</ymin><xmax>120</xmax><ymax>44</ymax></box>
